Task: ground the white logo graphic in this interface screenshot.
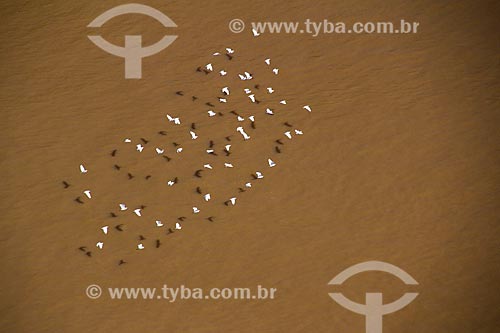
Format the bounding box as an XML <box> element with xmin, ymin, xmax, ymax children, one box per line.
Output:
<box><xmin>87</xmin><ymin>3</ymin><xmax>177</xmax><ymax>79</ymax></box>
<box><xmin>328</xmin><ymin>261</ymin><xmax>418</xmax><ymax>333</ymax></box>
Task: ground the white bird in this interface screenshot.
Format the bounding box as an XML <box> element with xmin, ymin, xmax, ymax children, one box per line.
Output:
<box><xmin>248</xmin><ymin>94</ymin><xmax>256</xmax><ymax>103</ymax></box>
<box><xmin>134</xmin><ymin>208</ymin><xmax>142</xmax><ymax>217</ymax></box>
<box><xmin>238</xmin><ymin>74</ymin><xmax>247</xmax><ymax>81</ymax></box>
<box><xmin>173</xmin><ymin>117</ymin><xmax>181</xmax><ymax>125</ymax></box>
<box><xmin>208</xmin><ymin>110</ymin><xmax>216</xmax><ymax>117</ymax></box>
<box><xmin>236</xmin><ymin>126</ymin><xmax>250</xmax><ymax>140</ymax></box>
<box><xmin>206</xmin><ymin>63</ymin><xmax>213</xmax><ymax>71</ymax></box>
<box><xmin>83</xmin><ymin>190</ymin><xmax>91</xmax><ymax>199</ymax></box>
<box><xmin>252</xmin><ymin>28</ymin><xmax>260</xmax><ymax>37</ymax></box>
<box><xmin>119</xmin><ymin>203</ymin><xmax>127</xmax><ymax>211</ymax></box>
<box><xmin>295</xmin><ymin>129</ymin><xmax>303</xmax><ymax>135</ymax></box>
<box><xmin>167</xmin><ymin>180</ymin><xmax>175</xmax><ymax>186</ymax></box>
<box><xmin>175</xmin><ymin>222</ymin><xmax>182</xmax><ymax>230</ymax></box>
<box><xmin>219</xmin><ymin>98</ymin><xmax>227</xmax><ymax>103</ymax></box>
<box><xmin>96</xmin><ymin>242</ymin><xmax>103</xmax><ymax>249</ymax></box>
<box><xmin>193</xmin><ymin>207</ymin><xmax>200</xmax><ymax>214</ymax></box>
<box><xmin>79</xmin><ymin>164</ymin><xmax>88</xmax><ymax>173</ymax></box>
<box><xmin>222</xmin><ymin>87</ymin><xmax>230</xmax><ymax>95</ymax></box>
<box><xmin>204</xmin><ymin>193</ymin><xmax>211</xmax><ymax>201</ymax></box>
<box><xmin>245</xmin><ymin>182</ymin><xmax>252</xmax><ymax>188</ymax></box>
<box><xmin>248</xmin><ymin>115</ymin><xmax>255</xmax><ymax>121</ymax></box>
<box><xmin>303</xmin><ymin>105</ymin><xmax>312</xmax><ymax>112</ymax></box>
<box><xmin>229</xmin><ymin>197</ymin><xmax>237</xmax><ymax>205</ymax></box>
<box><xmin>266</xmin><ymin>108</ymin><xmax>274</xmax><ymax>115</ymax></box>
<box><xmin>124</xmin><ymin>138</ymin><xmax>131</xmax><ymax>143</ymax></box>
<box><xmin>224</xmin><ymin>163</ymin><xmax>234</xmax><ymax>168</ymax></box>
<box><xmin>255</xmin><ymin>171</ymin><xmax>264</xmax><ymax>179</ymax></box>
<box><xmin>176</xmin><ymin>147</ymin><xmax>183</xmax><ymax>153</ymax></box>
<box><xmin>280</xmin><ymin>100</ymin><xmax>287</xmax><ymax>105</ymax></box>
<box><xmin>267</xmin><ymin>87</ymin><xmax>274</xmax><ymax>94</ymax></box>
<box><xmin>156</xmin><ymin>148</ymin><xmax>164</xmax><ymax>154</ymax></box>
<box><xmin>137</xmin><ymin>243</ymin><xmax>144</xmax><ymax>250</ymax></box>
<box><xmin>265</xmin><ymin>58</ymin><xmax>271</xmax><ymax>65</ymax></box>
<box><xmin>244</xmin><ymin>88</ymin><xmax>252</xmax><ymax>94</ymax></box>
<box><xmin>268</xmin><ymin>158</ymin><xmax>276</xmax><ymax>167</ymax></box>
<box><xmin>284</xmin><ymin>131</ymin><xmax>292</xmax><ymax>139</ymax></box>
<box><xmin>167</xmin><ymin>114</ymin><xmax>174</xmax><ymax>122</ymax></box>
<box><xmin>101</xmin><ymin>226</ymin><xmax>108</xmax><ymax>235</ymax></box>
<box><xmin>155</xmin><ymin>220</ymin><xmax>164</xmax><ymax>227</ymax></box>
<box><xmin>206</xmin><ymin>149</ymin><xmax>214</xmax><ymax>154</ymax></box>
<box><xmin>213</xmin><ymin>52</ymin><xmax>220</xmax><ymax>56</ymax></box>
<box><xmin>225</xmin><ymin>144</ymin><xmax>231</xmax><ymax>151</ymax></box>
<box><xmin>136</xmin><ymin>144</ymin><xmax>144</xmax><ymax>152</ymax></box>
<box><xmin>244</xmin><ymin>72</ymin><xmax>253</xmax><ymax>80</ymax></box>
<box><xmin>226</xmin><ymin>47</ymin><xmax>234</xmax><ymax>54</ymax></box>
<box><xmin>204</xmin><ymin>164</ymin><xmax>213</xmax><ymax>169</ymax></box>
<box><xmin>237</xmin><ymin>116</ymin><xmax>245</xmax><ymax>122</ymax></box>
<box><xmin>219</xmin><ymin>70</ymin><xmax>227</xmax><ymax>76</ymax></box>
<box><xmin>272</xmin><ymin>68</ymin><xmax>279</xmax><ymax>75</ymax></box>
<box><xmin>190</xmin><ymin>131</ymin><xmax>198</xmax><ymax>140</ymax></box>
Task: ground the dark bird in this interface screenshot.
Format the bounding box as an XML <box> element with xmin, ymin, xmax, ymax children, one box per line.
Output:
<box><xmin>194</xmin><ymin>169</ymin><xmax>203</xmax><ymax>178</ymax></box>
<box><xmin>85</xmin><ymin>251</ymin><xmax>92</xmax><ymax>257</ymax></box>
<box><xmin>254</xmin><ymin>84</ymin><xmax>260</xmax><ymax>89</ymax></box>
<box><xmin>191</xmin><ymin>123</ymin><xmax>196</xmax><ymax>130</ymax></box>
<box><xmin>172</xmin><ymin>142</ymin><xmax>180</xmax><ymax>147</ymax></box>
<box><xmin>196</xmin><ymin>187</ymin><xmax>202</xmax><ymax>194</ymax></box>
<box><xmin>127</xmin><ymin>173</ymin><xmax>134</xmax><ymax>180</ymax></box>
<box><xmin>114</xmin><ymin>164</ymin><xmax>121</xmax><ymax>170</ymax></box>
<box><xmin>225</xmin><ymin>136</ymin><xmax>232</xmax><ymax>142</ymax></box>
<box><xmin>284</xmin><ymin>122</ymin><xmax>293</xmax><ymax>127</ymax></box>
<box><xmin>74</xmin><ymin>197</ymin><xmax>84</xmax><ymax>204</ymax></box>
<box><xmin>276</xmin><ymin>139</ymin><xmax>284</xmax><ymax>145</ymax></box>
<box><xmin>163</xmin><ymin>155</ymin><xmax>172</xmax><ymax>162</ymax></box>
<box><xmin>158</xmin><ymin>131</ymin><xmax>167</xmax><ymax>136</ymax></box>
<box><xmin>62</xmin><ymin>181</ymin><xmax>70</xmax><ymax>189</ymax></box>
<box><xmin>111</xmin><ymin>149</ymin><xmax>117</xmax><ymax>157</ymax></box>
<box><xmin>275</xmin><ymin>146</ymin><xmax>282</xmax><ymax>154</ymax></box>
<box><xmin>209</xmin><ymin>140</ymin><xmax>215</xmax><ymax>148</ymax></box>
<box><xmin>176</xmin><ymin>91</ymin><xmax>184</xmax><ymax>96</ymax></box>
<box><xmin>145</xmin><ymin>175</ymin><xmax>152</xmax><ymax>180</ymax></box>
<box><xmin>167</xmin><ymin>228</ymin><xmax>174</xmax><ymax>234</ymax></box>
<box><xmin>225</xmin><ymin>53</ymin><xmax>233</xmax><ymax>60</ymax></box>
<box><xmin>115</xmin><ymin>224</ymin><xmax>124</xmax><ymax>231</ymax></box>
<box><xmin>178</xmin><ymin>216</ymin><xmax>186</xmax><ymax>221</ymax></box>
<box><xmin>110</xmin><ymin>212</ymin><xmax>117</xmax><ymax>218</ymax></box>
<box><xmin>156</xmin><ymin>239</ymin><xmax>161</xmax><ymax>248</ymax></box>
<box><xmin>206</xmin><ymin>102</ymin><xmax>215</xmax><ymax>107</ymax></box>
<box><xmin>192</xmin><ymin>96</ymin><xmax>198</xmax><ymax>102</ymax></box>
<box><xmin>206</xmin><ymin>216</ymin><xmax>215</xmax><ymax>222</ymax></box>
<box><xmin>140</xmin><ymin>138</ymin><xmax>149</xmax><ymax>144</ymax></box>
<box><xmin>78</xmin><ymin>246</ymin><xmax>87</xmax><ymax>252</ymax></box>
<box><xmin>238</xmin><ymin>187</ymin><xmax>246</xmax><ymax>193</ymax></box>
<box><xmin>139</xmin><ymin>235</ymin><xmax>146</xmax><ymax>241</ymax></box>
<box><xmin>250</xmin><ymin>121</ymin><xmax>256</xmax><ymax>129</ymax></box>
<box><xmin>118</xmin><ymin>259</ymin><xmax>126</xmax><ymax>265</ymax></box>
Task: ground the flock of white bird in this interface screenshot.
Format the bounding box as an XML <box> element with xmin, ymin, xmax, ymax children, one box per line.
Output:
<box><xmin>73</xmin><ymin>33</ymin><xmax>312</xmax><ymax>259</ymax></box>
